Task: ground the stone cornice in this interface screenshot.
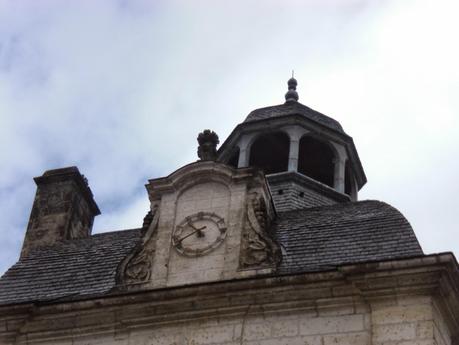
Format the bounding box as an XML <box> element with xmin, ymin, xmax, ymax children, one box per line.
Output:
<box><xmin>2</xmin><ymin>253</ymin><xmax>458</xmax><ymax>343</ymax></box>
<box><xmin>146</xmin><ymin>161</ymin><xmax>264</xmax><ymax>201</ymax></box>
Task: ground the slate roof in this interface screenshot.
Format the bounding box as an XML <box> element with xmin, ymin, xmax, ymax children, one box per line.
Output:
<box><xmin>0</xmin><ymin>229</ymin><xmax>141</xmax><ymax>305</ymax></box>
<box><xmin>275</xmin><ymin>200</ymin><xmax>423</xmax><ymax>274</ymax></box>
<box><xmin>244</xmin><ymin>101</ymin><xmax>345</xmax><ymax>134</ymax></box>
<box><xmin>0</xmin><ymin>200</ymin><xmax>423</xmax><ymax>306</ymax></box>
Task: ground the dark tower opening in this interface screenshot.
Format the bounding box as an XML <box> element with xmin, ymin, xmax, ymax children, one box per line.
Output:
<box><xmin>298</xmin><ymin>136</ymin><xmax>335</xmax><ymax>187</ymax></box>
<box><xmin>227</xmin><ymin>147</ymin><xmax>240</xmax><ymax>168</ymax></box>
<box><xmin>249</xmin><ymin>132</ymin><xmax>289</xmax><ymax>174</ymax></box>
<box><xmin>345</xmin><ymin>160</ymin><xmax>352</xmax><ymax>196</ymax></box>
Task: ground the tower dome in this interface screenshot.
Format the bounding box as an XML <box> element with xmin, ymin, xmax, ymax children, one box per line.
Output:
<box><xmin>217</xmin><ymin>78</ymin><xmax>366</xmax><ymax>211</ymax></box>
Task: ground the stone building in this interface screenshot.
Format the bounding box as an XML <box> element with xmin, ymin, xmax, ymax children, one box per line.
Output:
<box><xmin>0</xmin><ymin>79</ymin><xmax>458</xmax><ymax>345</ymax></box>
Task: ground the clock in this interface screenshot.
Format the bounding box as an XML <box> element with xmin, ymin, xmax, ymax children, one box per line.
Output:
<box><xmin>172</xmin><ymin>212</ymin><xmax>227</xmax><ymax>257</ymax></box>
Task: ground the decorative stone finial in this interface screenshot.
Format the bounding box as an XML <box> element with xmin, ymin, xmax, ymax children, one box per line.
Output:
<box><xmin>284</xmin><ymin>76</ymin><xmax>299</xmax><ymax>103</ymax></box>
<box><xmin>197</xmin><ymin>129</ymin><xmax>219</xmax><ymax>161</ymax></box>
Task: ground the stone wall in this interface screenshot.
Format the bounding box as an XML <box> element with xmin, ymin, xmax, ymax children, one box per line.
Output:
<box><xmin>167</xmin><ymin>181</ymin><xmax>231</xmax><ymax>286</ymax></box>
<box><xmin>433</xmin><ymin>301</ymin><xmax>452</xmax><ymax>345</ymax></box>
<box><xmin>267</xmin><ymin>172</ymin><xmax>349</xmax><ymax>212</ymax></box>
<box><xmin>127</xmin><ymin>305</ymin><xmax>371</xmax><ymax>345</ymax></box>
<box><xmin>3</xmin><ymin>294</ymin><xmax>452</xmax><ymax>345</ymax></box>
<box><xmin>371</xmin><ymin>295</ymin><xmax>442</xmax><ymax>345</ymax></box>
<box><xmin>269</xmin><ymin>179</ymin><xmax>337</xmax><ymax>211</ymax></box>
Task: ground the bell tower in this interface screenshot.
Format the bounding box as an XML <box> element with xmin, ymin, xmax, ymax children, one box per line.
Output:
<box><xmin>217</xmin><ymin>78</ymin><xmax>366</xmax><ymax>211</ymax></box>
<box><xmin>116</xmin><ymin>78</ymin><xmax>367</xmax><ymax>290</ymax></box>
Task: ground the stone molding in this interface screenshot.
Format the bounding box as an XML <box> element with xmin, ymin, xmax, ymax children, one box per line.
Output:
<box><xmin>146</xmin><ymin>161</ymin><xmax>264</xmax><ymax>202</ymax></box>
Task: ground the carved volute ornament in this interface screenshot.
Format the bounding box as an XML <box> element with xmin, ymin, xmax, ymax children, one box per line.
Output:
<box><xmin>116</xmin><ymin>204</ymin><xmax>159</xmax><ymax>287</ymax></box>
<box><xmin>142</xmin><ymin>209</ymin><xmax>154</xmax><ymax>232</ymax></box>
<box><xmin>240</xmin><ymin>191</ymin><xmax>281</xmax><ymax>269</ymax></box>
<box><xmin>123</xmin><ymin>248</ymin><xmax>152</xmax><ymax>284</ymax></box>
<box><xmin>197</xmin><ymin>129</ymin><xmax>219</xmax><ymax>161</ymax></box>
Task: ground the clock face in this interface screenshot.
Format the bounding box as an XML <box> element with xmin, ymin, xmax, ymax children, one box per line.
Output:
<box><xmin>172</xmin><ymin>212</ymin><xmax>227</xmax><ymax>257</ymax></box>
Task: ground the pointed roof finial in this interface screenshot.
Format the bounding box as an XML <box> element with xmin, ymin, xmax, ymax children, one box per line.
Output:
<box><xmin>285</xmin><ymin>72</ymin><xmax>299</xmax><ymax>103</ymax></box>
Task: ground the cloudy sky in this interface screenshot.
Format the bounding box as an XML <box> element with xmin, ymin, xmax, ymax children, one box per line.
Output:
<box><xmin>0</xmin><ymin>0</ymin><xmax>458</xmax><ymax>275</ymax></box>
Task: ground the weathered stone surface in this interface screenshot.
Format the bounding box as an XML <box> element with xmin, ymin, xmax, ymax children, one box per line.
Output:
<box><xmin>372</xmin><ymin>304</ymin><xmax>433</xmax><ymax>325</ymax></box>
<box><xmin>21</xmin><ymin>167</ymin><xmax>100</xmax><ymax>258</ymax></box>
<box><xmin>370</xmin><ymin>295</ymin><xmax>446</xmax><ymax>345</ymax></box>
<box><xmin>140</xmin><ymin>161</ymin><xmax>280</xmax><ymax>289</ymax></box>
<box><xmin>197</xmin><ymin>129</ymin><xmax>219</xmax><ymax>161</ymax></box>
<box><xmin>239</xmin><ymin>191</ymin><xmax>280</xmax><ymax>269</ymax></box>
<box><xmin>298</xmin><ymin>314</ymin><xmax>365</xmax><ymax>335</ymax></box>
<box><xmin>373</xmin><ymin>323</ymin><xmax>417</xmax><ymax>342</ymax></box>
<box><xmin>323</xmin><ymin>332</ymin><xmax>369</xmax><ymax>345</ymax></box>
<box><xmin>267</xmin><ymin>172</ymin><xmax>349</xmax><ymax>211</ymax></box>
<box><xmin>0</xmin><ymin>259</ymin><xmax>458</xmax><ymax>345</ymax></box>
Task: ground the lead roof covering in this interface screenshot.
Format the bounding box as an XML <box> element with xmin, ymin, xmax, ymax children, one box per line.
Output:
<box><xmin>244</xmin><ymin>101</ymin><xmax>345</xmax><ymax>134</ymax></box>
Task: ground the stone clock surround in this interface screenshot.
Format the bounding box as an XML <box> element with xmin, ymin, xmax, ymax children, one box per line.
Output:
<box><xmin>126</xmin><ymin>161</ymin><xmax>278</xmax><ymax>289</ymax></box>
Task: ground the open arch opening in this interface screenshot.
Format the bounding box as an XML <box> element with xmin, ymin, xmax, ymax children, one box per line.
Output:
<box><xmin>249</xmin><ymin>132</ymin><xmax>289</xmax><ymax>174</ymax></box>
<box><xmin>227</xmin><ymin>147</ymin><xmax>240</xmax><ymax>168</ymax></box>
<box><xmin>298</xmin><ymin>136</ymin><xmax>335</xmax><ymax>188</ymax></box>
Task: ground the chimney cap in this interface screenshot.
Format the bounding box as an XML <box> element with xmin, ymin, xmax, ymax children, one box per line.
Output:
<box><xmin>34</xmin><ymin>166</ymin><xmax>101</xmax><ymax>215</ymax></box>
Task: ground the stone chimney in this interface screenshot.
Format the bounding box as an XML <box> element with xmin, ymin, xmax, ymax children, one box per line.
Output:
<box><xmin>21</xmin><ymin>166</ymin><xmax>100</xmax><ymax>258</ymax></box>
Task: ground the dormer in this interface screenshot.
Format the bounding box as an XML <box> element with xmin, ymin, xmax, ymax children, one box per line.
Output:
<box><xmin>218</xmin><ymin>78</ymin><xmax>367</xmax><ymax>211</ymax></box>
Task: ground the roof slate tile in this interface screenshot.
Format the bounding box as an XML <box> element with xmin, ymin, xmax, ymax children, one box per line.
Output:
<box><xmin>244</xmin><ymin>102</ymin><xmax>345</xmax><ymax>133</ymax></box>
<box><xmin>0</xmin><ymin>200</ymin><xmax>423</xmax><ymax>305</ymax></box>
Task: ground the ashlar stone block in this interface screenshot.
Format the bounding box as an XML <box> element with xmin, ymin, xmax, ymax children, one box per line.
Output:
<box><xmin>299</xmin><ymin>314</ymin><xmax>365</xmax><ymax>335</ymax></box>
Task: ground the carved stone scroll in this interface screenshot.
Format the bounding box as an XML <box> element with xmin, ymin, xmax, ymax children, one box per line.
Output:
<box><xmin>116</xmin><ymin>204</ymin><xmax>159</xmax><ymax>287</ymax></box>
<box><xmin>239</xmin><ymin>192</ymin><xmax>281</xmax><ymax>269</ymax></box>
<box><xmin>124</xmin><ymin>248</ymin><xmax>152</xmax><ymax>283</ymax></box>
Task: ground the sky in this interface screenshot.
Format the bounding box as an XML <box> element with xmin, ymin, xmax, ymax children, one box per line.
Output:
<box><xmin>0</xmin><ymin>0</ymin><xmax>458</xmax><ymax>275</ymax></box>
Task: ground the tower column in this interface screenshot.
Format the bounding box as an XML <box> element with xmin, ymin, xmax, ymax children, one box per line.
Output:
<box><xmin>284</xmin><ymin>126</ymin><xmax>308</xmax><ymax>172</ymax></box>
<box><xmin>350</xmin><ymin>175</ymin><xmax>358</xmax><ymax>201</ymax></box>
<box><xmin>238</xmin><ymin>149</ymin><xmax>249</xmax><ymax>168</ymax></box>
<box><xmin>237</xmin><ymin>134</ymin><xmax>254</xmax><ymax>168</ymax></box>
<box><xmin>331</xmin><ymin>143</ymin><xmax>348</xmax><ymax>194</ymax></box>
<box><xmin>288</xmin><ymin>139</ymin><xmax>299</xmax><ymax>172</ymax></box>
<box><xmin>333</xmin><ymin>157</ymin><xmax>346</xmax><ymax>193</ymax></box>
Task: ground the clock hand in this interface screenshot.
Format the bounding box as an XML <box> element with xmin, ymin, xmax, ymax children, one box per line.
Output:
<box><xmin>175</xmin><ymin>225</ymin><xmax>207</xmax><ymax>243</ymax></box>
<box><xmin>188</xmin><ymin>223</ymin><xmax>207</xmax><ymax>238</ymax></box>
<box><xmin>189</xmin><ymin>224</ymin><xmax>206</xmax><ymax>231</ymax></box>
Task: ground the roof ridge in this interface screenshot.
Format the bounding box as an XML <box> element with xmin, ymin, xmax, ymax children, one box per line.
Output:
<box><xmin>91</xmin><ymin>227</ymin><xmax>142</xmax><ymax>238</ymax></box>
